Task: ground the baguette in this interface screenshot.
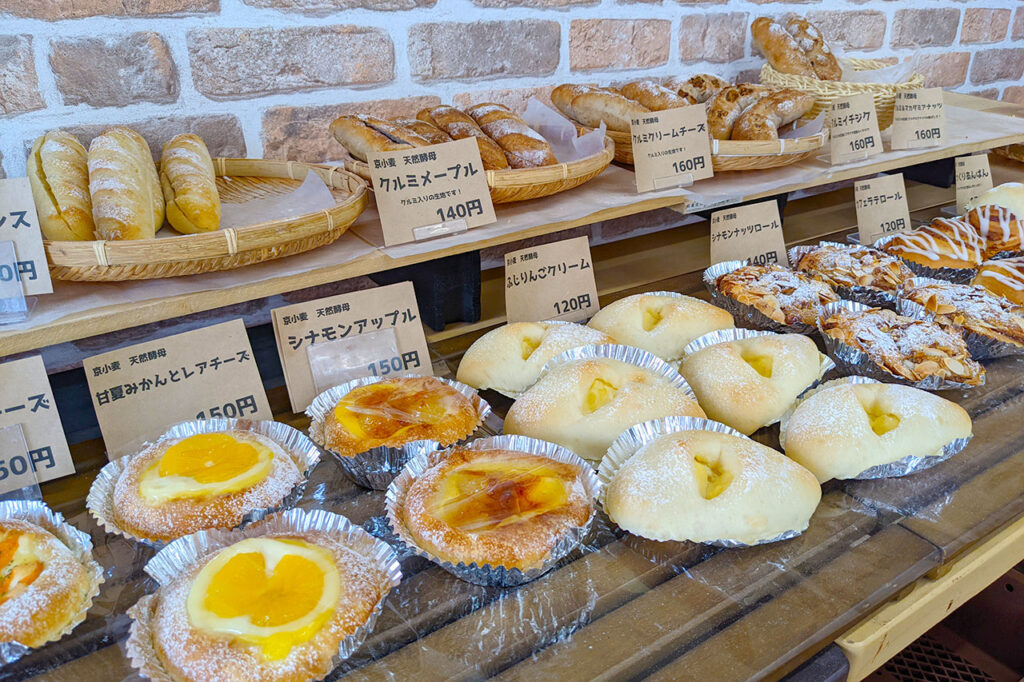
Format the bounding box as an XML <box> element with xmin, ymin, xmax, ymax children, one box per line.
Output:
<box><xmin>159</xmin><ymin>134</ymin><xmax>221</xmax><ymax>235</ymax></box>
<box><xmin>732</xmin><ymin>88</ymin><xmax>816</xmax><ymax>140</ymax></box>
<box><xmin>663</xmin><ymin>74</ymin><xmax>728</xmax><ymax>103</ymax></box>
<box><xmin>416</xmin><ymin>106</ymin><xmax>509</xmax><ymax>171</ymax></box>
<box><xmin>551</xmin><ymin>84</ymin><xmax>599</xmax><ymax>121</ymax></box>
<box><xmin>785</xmin><ymin>17</ymin><xmax>841</xmax><ymax>81</ymax></box>
<box><xmin>330</xmin><ymin>114</ymin><xmax>414</xmax><ymax>162</ymax></box>
<box><xmin>465</xmin><ymin>103</ymin><xmax>557</xmax><ymax>168</ymax></box>
<box><xmin>618</xmin><ymin>80</ymin><xmax>692</xmax><ymax>112</ymax></box>
<box><xmin>26</xmin><ymin>131</ymin><xmax>94</xmax><ymax>241</ymax></box>
<box><xmin>707</xmin><ymin>84</ymin><xmax>770</xmax><ymax>140</ymax></box>
<box><xmin>751</xmin><ymin>17</ymin><xmax>816</xmax><ymax>78</ymax></box>
<box><xmin>391</xmin><ymin>118</ymin><xmax>453</xmax><ymax>145</ymax></box>
<box><xmin>566</xmin><ymin>89</ymin><xmax>651</xmax><ymax>132</ymax></box>
<box><xmin>88</xmin><ymin>127</ymin><xmax>163</xmax><ymax>241</ymax></box>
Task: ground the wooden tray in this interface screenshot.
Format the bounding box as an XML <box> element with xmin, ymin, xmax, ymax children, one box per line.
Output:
<box><xmin>342</xmin><ymin>136</ymin><xmax>615</xmax><ymax>204</ymax></box>
<box><xmin>44</xmin><ymin>159</ymin><xmax>368</xmax><ymax>282</ymax></box>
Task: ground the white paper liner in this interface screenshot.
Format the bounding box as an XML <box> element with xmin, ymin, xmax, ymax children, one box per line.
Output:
<box><xmin>817</xmin><ymin>300</ymin><xmax>985</xmax><ymax>390</ymax></box>
<box><xmin>0</xmin><ymin>501</ymin><xmax>105</xmax><ymax>662</ymax></box>
<box><xmin>522</xmin><ymin>97</ymin><xmax>607</xmax><ymax>163</ymax></box>
<box><xmin>777</xmin><ymin>375</ymin><xmax>972</xmax><ymax>479</ymax></box>
<box><xmin>787</xmin><ymin>241</ymin><xmax>901</xmax><ymax>309</ymax></box>
<box><xmin>219</xmin><ymin>171</ymin><xmax>337</xmax><ymax>229</ymax></box>
<box><xmin>896</xmin><ymin>277</ymin><xmax>1024</xmax><ymax>360</ymax></box>
<box><xmin>306</xmin><ymin>375</ymin><xmax>491</xmax><ymax>490</ymax></box>
<box><xmin>702</xmin><ymin>260</ymin><xmax>822</xmax><ymax>335</ymax></box>
<box><xmin>539</xmin><ymin>343</ymin><xmax>697</xmax><ymax>402</ymax></box>
<box><xmin>125</xmin><ymin>507</ymin><xmax>401</xmax><ymax>681</ymax></box>
<box><xmin>385</xmin><ymin>435</ymin><xmax>600</xmax><ymax>586</ymax></box>
<box><xmin>598</xmin><ymin>417</ymin><xmax>803</xmax><ymax>547</ymax></box>
<box><xmin>872</xmin><ymin>234</ymin><xmax>978</xmax><ymax>284</ymax></box>
<box><xmin>86</xmin><ymin>419</ymin><xmax>321</xmax><ymax>548</ymax></box>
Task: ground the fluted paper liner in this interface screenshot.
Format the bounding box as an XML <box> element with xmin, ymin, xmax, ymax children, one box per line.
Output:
<box><xmin>872</xmin><ymin>234</ymin><xmax>978</xmax><ymax>284</ymax></box>
<box><xmin>125</xmin><ymin>508</ymin><xmax>401</xmax><ymax>681</ymax></box>
<box><xmin>87</xmin><ymin>418</ymin><xmax>321</xmax><ymax>548</ymax></box>
<box><xmin>777</xmin><ymin>375</ymin><xmax>972</xmax><ymax>479</ymax></box>
<box><xmin>817</xmin><ymin>299</ymin><xmax>984</xmax><ymax>390</ymax></box>
<box><xmin>385</xmin><ymin>434</ymin><xmax>600</xmax><ymax>586</ymax></box>
<box><xmin>599</xmin><ymin>417</ymin><xmax>802</xmax><ymax>547</ymax></box>
<box><xmin>0</xmin><ymin>501</ymin><xmax>104</xmax><ymax>662</ymax></box>
<box><xmin>787</xmin><ymin>241</ymin><xmax>900</xmax><ymax>309</ymax></box>
<box><xmin>539</xmin><ymin>343</ymin><xmax>697</xmax><ymax>402</ymax></box>
<box><xmin>702</xmin><ymin>260</ymin><xmax>821</xmax><ymax>334</ymax></box>
<box><xmin>306</xmin><ymin>374</ymin><xmax>491</xmax><ymax>490</ymax></box>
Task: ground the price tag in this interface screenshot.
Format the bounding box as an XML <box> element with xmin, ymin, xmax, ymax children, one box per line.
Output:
<box><xmin>891</xmin><ymin>88</ymin><xmax>945</xmax><ymax>150</ymax></box>
<box><xmin>827</xmin><ymin>93</ymin><xmax>883</xmax><ymax>165</ymax></box>
<box><xmin>710</xmin><ymin>199</ymin><xmax>788</xmax><ymax>267</ymax></box>
<box><xmin>0</xmin><ymin>356</ymin><xmax>74</xmax><ymax>482</ymax></box>
<box><xmin>369</xmin><ymin>138</ymin><xmax>497</xmax><ymax>246</ymax></box>
<box><xmin>0</xmin><ymin>425</ymin><xmax>40</xmax><ymax>498</ymax></box>
<box><xmin>271</xmin><ymin>281</ymin><xmax>431</xmax><ymax>412</ymax></box>
<box><xmin>504</xmin><ymin>235</ymin><xmax>599</xmax><ymax>323</ymax></box>
<box><xmin>854</xmin><ymin>173</ymin><xmax>912</xmax><ymax>244</ymax></box>
<box><xmin>631</xmin><ymin>105</ymin><xmax>714</xmax><ymax>193</ymax></box>
<box><xmin>0</xmin><ymin>177</ymin><xmax>53</xmax><ymax>296</ymax></box>
<box><xmin>955</xmin><ymin>154</ymin><xmax>994</xmax><ymax>214</ymax></box>
<box><xmin>84</xmin><ymin>319</ymin><xmax>272</xmax><ymax>458</ymax></box>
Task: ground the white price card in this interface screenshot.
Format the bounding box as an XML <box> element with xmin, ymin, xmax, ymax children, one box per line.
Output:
<box><xmin>955</xmin><ymin>155</ymin><xmax>994</xmax><ymax>214</ymax></box>
<box><xmin>84</xmin><ymin>319</ymin><xmax>272</xmax><ymax>459</ymax></box>
<box><xmin>710</xmin><ymin>199</ymin><xmax>788</xmax><ymax>267</ymax></box>
<box><xmin>271</xmin><ymin>282</ymin><xmax>431</xmax><ymax>412</ymax></box>
<box><xmin>0</xmin><ymin>177</ymin><xmax>53</xmax><ymax>296</ymax></box>
<box><xmin>630</xmin><ymin>104</ymin><xmax>714</xmax><ymax>193</ymax></box>
<box><xmin>369</xmin><ymin>138</ymin><xmax>497</xmax><ymax>246</ymax></box>
<box><xmin>504</xmin><ymin>235</ymin><xmax>599</xmax><ymax>323</ymax></box>
<box><xmin>854</xmin><ymin>173</ymin><xmax>912</xmax><ymax>245</ymax></box>
<box><xmin>0</xmin><ymin>355</ymin><xmax>74</xmax><ymax>482</ymax></box>
<box><xmin>827</xmin><ymin>93</ymin><xmax>883</xmax><ymax>165</ymax></box>
<box><xmin>891</xmin><ymin>88</ymin><xmax>946</xmax><ymax>150</ymax></box>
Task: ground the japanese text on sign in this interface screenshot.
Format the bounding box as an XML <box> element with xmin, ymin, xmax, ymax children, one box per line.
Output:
<box><xmin>827</xmin><ymin>94</ymin><xmax>883</xmax><ymax>165</ymax></box>
<box><xmin>891</xmin><ymin>88</ymin><xmax>945</xmax><ymax>150</ymax></box>
<box><xmin>0</xmin><ymin>355</ymin><xmax>74</xmax><ymax>482</ymax></box>
<box><xmin>855</xmin><ymin>173</ymin><xmax>912</xmax><ymax>245</ymax></box>
<box><xmin>955</xmin><ymin>155</ymin><xmax>994</xmax><ymax>214</ymax></box>
<box><xmin>0</xmin><ymin>177</ymin><xmax>53</xmax><ymax>296</ymax></box>
<box><xmin>710</xmin><ymin>199</ymin><xmax>788</xmax><ymax>267</ymax></box>
<box><xmin>505</xmin><ymin>235</ymin><xmax>599</xmax><ymax>323</ymax></box>
<box><xmin>630</xmin><ymin>104</ymin><xmax>714</xmax><ymax>193</ymax></box>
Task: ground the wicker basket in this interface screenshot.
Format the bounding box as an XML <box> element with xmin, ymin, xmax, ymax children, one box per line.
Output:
<box><xmin>760</xmin><ymin>58</ymin><xmax>925</xmax><ymax>130</ymax></box>
<box><xmin>343</xmin><ymin>137</ymin><xmax>615</xmax><ymax>204</ymax></box>
<box><xmin>44</xmin><ymin>159</ymin><xmax>368</xmax><ymax>282</ymax></box>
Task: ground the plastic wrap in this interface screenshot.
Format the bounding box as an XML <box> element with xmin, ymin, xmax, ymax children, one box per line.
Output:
<box><xmin>522</xmin><ymin>97</ymin><xmax>608</xmax><ymax>163</ymax></box>
<box><xmin>702</xmin><ymin>260</ymin><xmax>823</xmax><ymax>335</ymax></box>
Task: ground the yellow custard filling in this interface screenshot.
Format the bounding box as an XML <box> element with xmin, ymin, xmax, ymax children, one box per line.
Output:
<box><xmin>0</xmin><ymin>531</ymin><xmax>45</xmax><ymax>605</ymax></box>
<box><xmin>583</xmin><ymin>378</ymin><xmax>618</xmax><ymax>414</ymax></box>
<box><xmin>334</xmin><ymin>382</ymin><xmax>451</xmax><ymax>445</ymax></box>
<box><xmin>187</xmin><ymin>538</ymin><xmax>341</xmax><ymax>661</ymax></box>
<box><xmin>138</xmin><ymin>433</ymin><xmax>274</xmax><ymax>504</ymax></box>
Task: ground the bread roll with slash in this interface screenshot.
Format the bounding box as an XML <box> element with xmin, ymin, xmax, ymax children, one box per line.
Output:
<box><xmin>465</xmin><ymin>103</ymin><xmax>557</xmax><ymax>168</ymax></box>
<box><xmin>88</xmin><ymin>127</ymin><xmax>164</xmax><ymax>240</ymax></box>
<box><xmin>731</xmin><ymin>88</ymin><xmax>816</xmax><ymax>140</ymax></box>
<box><xmin>618</xmin><ymin>80</ymin><xmax>692</xmax><ymax>112</ymax></box>
<box><xmin>330</xmin><ymin>114</ymin><xmax>423</xmax><ymax>162</ymax></box>
<box><xmin>415</xmin><ymin>106</ymin><xmax>509</xmax><ymax>171</ymax></box>
<box><xmin>707</xmin><ymin>84</ymin><xmax>770</xmax><ymax>140</ymax></box>
<box><xmin>785</xmin><ymin>16</ymin><xmax>841</xmax><ymax>81</ymax></box>
<box><xmin>391</xmin><ymin>118</ymin><xmax>453</xmax><ymax>145</ymax></box>
<box><xmin>663</xmin><ymin>74</ymin><xmax>729</xmax><ymax>104</ymax></box>
<box><xmin>27</xmin><ymin>130</ymin><xmax>95</xmax><ymax>241</ymax></box>
<box><xmin>159</xmin><ymin>134</ymin><xmax>221</xmax><ymax>235</ymax></box>
<box><xmin>751</xmin><ymin>17</ymin><xmax>816</xmax><ymax>78</ymax></box>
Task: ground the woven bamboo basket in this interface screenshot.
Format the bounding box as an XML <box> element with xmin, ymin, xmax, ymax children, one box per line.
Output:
<box><xmin>760</xmin><ymin>58</ymin><xmax>925</xmax><ymax>130</ymax></box>
<box><xmin>44</xmin><ymin>159</ymin><xmax>368</xmax><ymax>282</ymax></box>
<box><xmin>342</xmin><ymin>136</ymin><xmax>615</xmax><ymax>204</ymax></box>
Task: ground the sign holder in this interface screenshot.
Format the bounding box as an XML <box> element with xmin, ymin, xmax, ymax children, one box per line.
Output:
<box><xmin>0</xmin><ymin>241</ymin><xmax>30</xmax><ymax>325</ymax></box>
<box><xmin>0</xmin><ymin>424</ymin><xmax>43</xmax><ymax>502</ymax></box>
<box><xmin>306</xmin><ymin>327</ymin><xmax>403</xmax><ymax>397</ymax></box>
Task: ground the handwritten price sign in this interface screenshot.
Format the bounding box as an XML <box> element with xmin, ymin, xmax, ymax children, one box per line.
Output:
<box><xmin>630</xmin><ymin>104</ymin><xmax>714</xmax><ymax>193</ymax></box>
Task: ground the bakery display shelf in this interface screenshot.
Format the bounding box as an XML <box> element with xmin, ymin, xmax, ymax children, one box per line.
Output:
<box><xmin>1</xmin><ymin>94</ymin><xmax>1021</xmax><ymax>360</ymax></box>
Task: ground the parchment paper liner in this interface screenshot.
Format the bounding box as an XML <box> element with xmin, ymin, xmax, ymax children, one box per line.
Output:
<box><xmin>599</xmin><ymin>417</ymin><xmax>803</xmax><ymax>547</ymax></box>
<box><xmin>787</xmin><ymin>241</ymin><xmax>901</xmax><ymax>309</ymax></box>
<box><xmin>385</xmin><ymin>434</ymin><xmax>600</xmax><ymax>587</ymax></box>
<box><xmin>125</xmin><ymin>508</ymin><xmax>401</xmax><ymax>681</ymax></box>
<box><xmin>87</xmin><ymin>418</ymin><xmax>321</xmax><ymax>548</ymax></box>
<box><xmin>702</xmin><ymin>260</ymin><xmax>824</xmax><ymax>335</ymax></box>
<box><xmin>777</xmin><ymin>376</ymin><xmax>973</xmax><ymax>479</ymax></box>
<box><xmin>0</xmin><ymin>500</ymin><xmax>105</xmax><ymax>662</ymax></box>
<box><xmin>306</xmin><ymin>375</ymin><xmax>491</xmax><ymax>490</ymax></box>
<box><xmin>539</xmin><ymin>343</ymin><xmax>697</xmax><ymax>402</ymax></box>
<box><xmin>817</xmin><ymin>299</ymin><xmax>985</xmax><ymax>390</ymax></box>
<box><xmin>872</xmin><ymin>234</ymin><xmax>978</xmax><ymax>284</ymax></box>
<box><xmin>896</xmin><ymin>277</ymin><xmax>1024</xmax><ymax>360</ymax></box>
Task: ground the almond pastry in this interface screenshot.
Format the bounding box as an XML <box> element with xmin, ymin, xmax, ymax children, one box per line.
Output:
<box><xmin>973</xmin><ymin>256</ymin><xmax>1024</xmax><ymax>305</ymax></box>
<box><xmin>794</xmin><ymin>244</ymin><xmax>913</xmax><ymax>293</ymax></box>
<box><xmin>880</xmin><ymin>217</ymin><xmax>985</xmax><ymax>271</ymax></box>
<box><xmin>716</xmin><ymin>264</ymin><xmax>839</xmax><ymax>327</ymax></box>
<box><xmin>903</xmin><ymin>280</ymin><xmax>1024</xmax><ymax>349</ymax></box>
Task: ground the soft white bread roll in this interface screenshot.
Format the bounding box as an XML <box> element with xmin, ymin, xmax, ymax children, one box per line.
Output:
<box><xmin>605</xmin><ymin>429</ymin><xmax>820</xmax><ymax>544</ymax></box>
<box><xmin>587</xmin><ymin>293</ymin><xmax>734</xmax><ymax>363</ymax></box>
<box><xmin>27</xmin><ymin>131</ymin><xmax>94</xmax><ymax>241</ymax></box>
<box><xmin>503</xmin><ymin>356</ymin><xmax>705</xmax><ymax>462</ymax></box>
<box><xmin>88</xmin><ymin>127</ymin><xmax>164</xmax><ymax>240</ymax></box>
<box><xmin>159</xmin><ymin>134</ymin><xmax>221</xmax><ymax>235</ymax></box>
<box><xmin>679</xmin><ymin>334</ymin><xmax>825</xmax><ymax>435</ymax></box>
<box><xmin>782</xmin><ymin>381</ymin><xmax>972</xmax><ymax>482</ymax></box>
<box><xmin>965</xmin><ymin>182</ymin><xmax>1024</xmax><ymax>218</ymax></box>
<box><xmin>456</xmin><ymin>321</ymin><xmax>613</xmax><ymax>397</ymax></box>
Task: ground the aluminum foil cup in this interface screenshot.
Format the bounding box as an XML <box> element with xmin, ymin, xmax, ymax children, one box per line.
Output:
<box><xmin>787</xmin><ymin>242</ymin><xmax>900</xmax><ymax>309</ymax></box>
<box><xmin>817</xmin><ymin>299</ymin><xmax>984</xmax><ymax>390</ymax></box>
<box><xmin>539</xmin><ymin>343</ymin><xmax>697</xmax><ymax>402</ymax></box>
<box><xmin>702</xmin><ymin>260</ymin><xmax>820</xmax><ymax>335</ymax></box>
<box><xmin>87</xmin><ymin>418</ymin><xmax>321</xmax><ymax>548</ymax></box>
<box><xmin>306</xmin><ymin>374</ymin><xmax>491</xmax><ymax>490</ymax></box>
<box><xmin>872</xmin><ymin>234</ymin><xmax>977</xmax><ymax>284</ymax></box>
<box><xmin>125</xmin><ymin>508</ymin><xmax>401</xmax><ymax>681</ymax></box>
<box><xmin>897</xmin><ymin>277</ymin><xmax>1024</xmax><ymax>360</ymax></box>
<box><xmin>385</xmin><ymin>434</ymin><xmax>601</xmax><ymax>587</ymax></box>
<box><xmin>599</xmin><ymin>417</ymin><xmax>802</xmax><ymax>547</ymax></box>
<box><xmin>0</xmin><ymin>501</ymin><xmax>104</xmax><ymax>662</ymax></box>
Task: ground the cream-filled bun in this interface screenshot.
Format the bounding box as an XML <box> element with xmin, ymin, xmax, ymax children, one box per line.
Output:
<box><xmin>604</xmin><ymin>429</ymin><xmax>820</xmax><ymax>544</ymax></box>
<box><xmin>503</xmin><ymin>355</ymin><xmax>705</xmax><ymax>463</ymax></box>
<box><xmin>782</xmin><ymin>381</ymin><xmax>972</xmax><ymax>482</ymax></box>
<box><xmin>679</xmin><ymin>333</ymin><xmax>828</xmax><ymax>435</ymax></box>
<box><xmin>587</xmin><ymin>292</ymin><xmax>734</xmax><ymax>362</ymax></box>
<box><xmin>965</xmin><ymin>181</ymin><xmax>1024</xmax><ymax>217</ymax></box>
<box><xmin>456</xmin><ymin>321</ymin><xmax>613</xmax><ymax>397</ymax></box>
